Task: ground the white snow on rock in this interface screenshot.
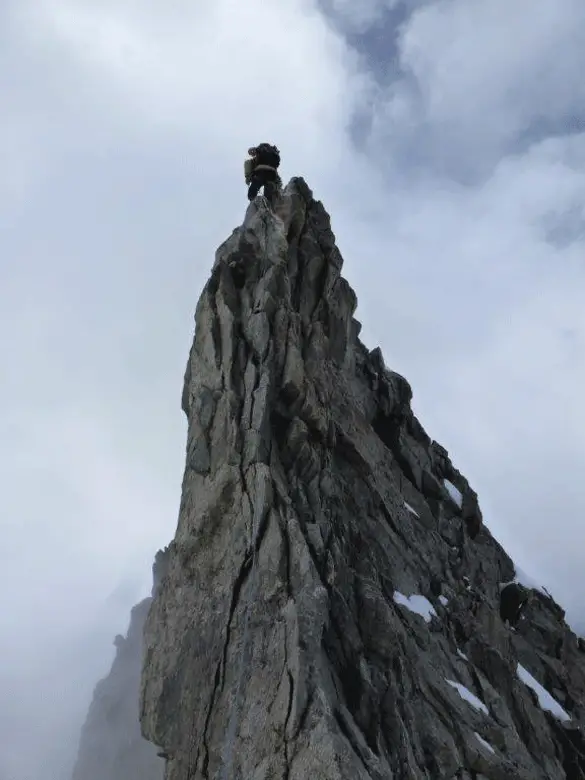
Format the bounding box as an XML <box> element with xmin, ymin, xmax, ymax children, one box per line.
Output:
<box><xmin>457</xmin><ymin>649</ymin><xmax>468</xmax><ymax>661</ymax></box>
<box><xmin>517</xmin><ymin>664</ymin><xmax>571</xmax><ymax>722</ymax></box>
<box><xmin>474</xmin><ymin>732</ymin><xmax>496</xmax><ymax>755</ymax></box>
<box><xmin>403</xmin><ymin>501</ymin><xmax>419</xmax><ymax>517</ymax></box>
<box><xmin>443</xmin><ymin>479</ymin><xmax>463</xmax><ymax>508</ymax></box>
<box><xmin>445</xmin><ymin>679</ymin><xmax>489</xmax><ymax>715</ymax></box>
<box><xmin>393</xmin><ymin>592</ymin><xmax>437</xmax><ymax>623</ymax></box>
<box><xmin>439</xmin><ymin>595</ymin><xmax>449</xmax><ymax>606</ymax></box>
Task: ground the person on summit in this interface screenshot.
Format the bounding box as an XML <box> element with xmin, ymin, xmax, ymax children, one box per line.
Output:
<box><xmin>244</xmin><ymin>143</ymin><xmax>281</xmax><ymax>204</ymax></box>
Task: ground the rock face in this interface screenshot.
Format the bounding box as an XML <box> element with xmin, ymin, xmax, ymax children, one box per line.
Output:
<box><xmin>140</xmin><ymin>179</ymin><xmax>585</xmax><ymax>779</ymax></box>
<box><xmin>71</xmin><ymin>553</ymin><xmax>169</xmax><ymax>780</ymax></box>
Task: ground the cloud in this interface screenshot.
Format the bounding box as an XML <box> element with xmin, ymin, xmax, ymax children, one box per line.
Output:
<box><xmin>320</xmin><ymin>0</ymin><xmax>399</xmax><ymax>32</ymax></box>
<box><xmin>1</xmin><ymin>0</ymin><xmax>584</xmax><ymax>777</ymax></box>
<box><xmin>12</xmin><ymin>0</ymin><xmax>368</xmax><ymax>155</ymax></box>
<box><xmin>367</xmin><ymin>0</ymin><xmax>585</xmax><ymax>180</ymax></box>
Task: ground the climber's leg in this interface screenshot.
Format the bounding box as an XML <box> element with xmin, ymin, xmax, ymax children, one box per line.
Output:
<box><xmin>262</xmin><ymin>171</ymin><xmax>278</xmax><ymax>206</ymax></box>
<box><xmin>247</xmin><ymin>174</ymin><xmax>264</xmax><ymax>201</ymax></box>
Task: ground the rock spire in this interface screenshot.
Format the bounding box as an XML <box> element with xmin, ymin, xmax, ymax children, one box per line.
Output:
<box><xmin>133</xmin><ymin>179</ymin><xmax>585</xmax><ymax>780</ymax></box>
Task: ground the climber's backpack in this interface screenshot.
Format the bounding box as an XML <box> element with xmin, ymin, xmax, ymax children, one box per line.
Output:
<box><xmin>244</xmin><ymin>157</ymin><xmax>254</xmax><ymax>183</ymax></box>
<box><xmin>254</xmin><ymin>143</ymin><xmax>280</xmax><ymax>169</ymax></box>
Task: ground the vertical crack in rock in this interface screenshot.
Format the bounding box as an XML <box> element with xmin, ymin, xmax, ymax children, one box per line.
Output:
<box><xmin>199</xmin><ymin>660</ymin><xmax>221</xmax><ymax>780</ymax></box>
<box><xmin>133</xmin><ymin>178</ymin><xmax>585</xmax><ymax>780</ymax></box>
<box><xmin>219</xmin><ymin>551</ymin><xmax>253</xmax><ymax>691</ymax></box>
<box><xmin>282</xmin><ymin>617</ymin><xmax>295</xmax><ymax>780</ymax></box>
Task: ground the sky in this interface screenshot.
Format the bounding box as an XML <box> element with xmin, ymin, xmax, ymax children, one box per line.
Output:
<box><xmin>0</xmin><ymin>0</ymin><xmax>584</xmax><ymax>777</ymax></box>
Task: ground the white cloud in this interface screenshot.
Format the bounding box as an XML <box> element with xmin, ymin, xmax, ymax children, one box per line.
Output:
<box><xmin>323</xmin><ymin>0</ymin><xmax>398</xmax><ymax>32</ymax></box>
<box><xmin>370</xmin><ymin>0</ymin><xmax>585</xmax><ymax>176</ymax></box>
<box><xmin>12</xmin><ymin>0</ymin><xmax>366</xmax><ymax>157</ymax></box>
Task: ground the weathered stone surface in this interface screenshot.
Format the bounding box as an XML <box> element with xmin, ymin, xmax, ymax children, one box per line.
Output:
<box><xmin>71</xmin><ymin>550</ymin><xmax>170</xmax><ymax>780</ymax></box>
<box><xmin>140</xmin><ymin>180</ymin><xmax>585</xmax><ymax>779</ymax></box>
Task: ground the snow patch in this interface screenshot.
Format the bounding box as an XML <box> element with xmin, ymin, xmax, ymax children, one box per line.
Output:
<box><xmin>439</xmin><ymin>595</ymin><xmax>449</xmax><ymax>606</ymax></box>
<box><xmin>474</xmin><ymin>732</ymin><xmax>495</xmax><ymax>755</ymax></box>
<box><xmin>457</xmin><ymin>649</ymin><xmax>468</xmax><ymax>661</ymax></box>
<box><xmin>443</xmin><ymin>479</ymin><xmax>463</xmax><ymax>508</ymax></box>
<box><xmin>517</xmin><ymin>664</ymin><xmax>571</xmax><ymax>722</ymax></box>
<box><xmin>403</xmin><ymin>501</ymin><xmax>419</xmax><ymax>517</ymax></box>
<box><xmin>445</xmin><ymin>679</ymin><xmax>489</xmax><ymax>715</ymax></box>
<box><xmin>393</xmin><ymin>592</ymin><xmax>437</xmax><ymax>623</ymax></box>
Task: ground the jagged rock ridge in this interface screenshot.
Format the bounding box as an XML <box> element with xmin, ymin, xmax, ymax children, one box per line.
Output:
<box><xmin>71</xmin><ymin>551</ymin><xmax>170</xmax><ymax>780</ymax></box>
<box><xmin>140</xmin><ymin>179</ymin><xmax>585</xmax><ymax>779</ymax></box>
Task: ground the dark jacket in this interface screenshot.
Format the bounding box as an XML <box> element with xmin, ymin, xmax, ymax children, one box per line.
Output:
<box><xmin>245</xmin><ymin>144</ymin><xmax>280</xmax><ymax>183</ymax></box>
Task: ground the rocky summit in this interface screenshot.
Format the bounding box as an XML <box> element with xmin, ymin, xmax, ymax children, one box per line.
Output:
<box><xmin>74</xmin><ymin>178</ymin><xmax>585</xmax><ymax>780</ymax></box>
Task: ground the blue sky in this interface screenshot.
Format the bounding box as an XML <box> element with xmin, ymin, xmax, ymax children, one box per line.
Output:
<box><xmin>1</xmin><ymin>1</ymin><xmax>584</xmax><ymax>777</ymax></box>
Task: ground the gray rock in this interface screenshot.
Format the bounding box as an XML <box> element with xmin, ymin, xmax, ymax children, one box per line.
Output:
<box><xmin>71</xmin><ymin>598</ymin><xmax>164</xmax><ymax>780</ymax></box>
<box><xmin>69</xmin><ymin>549</ymin><xmax>173</xmax><ymax>780</ymax></box>
<box><xmin>138</xmin><ymin>179</ymin><xmax>585</xmax><ymax>779</ymax></box>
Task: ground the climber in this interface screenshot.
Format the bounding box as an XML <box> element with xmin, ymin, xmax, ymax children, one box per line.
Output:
<box><xmin>244</xmin><ymin>143</ymin><xmax>281</xmax><ymax>204</ymax></box>
<box><xmin>499</xmin><ymin>582</ymin><xmax>529</xmax><ymax>627</ymax></box>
